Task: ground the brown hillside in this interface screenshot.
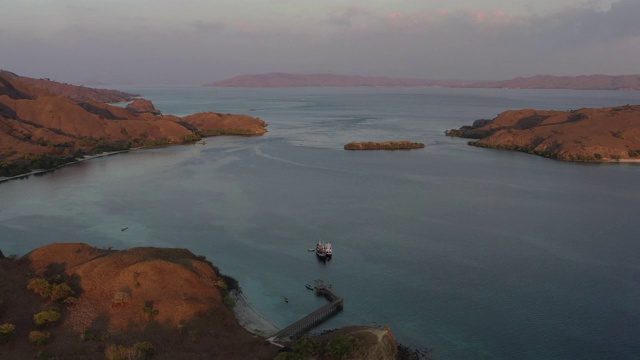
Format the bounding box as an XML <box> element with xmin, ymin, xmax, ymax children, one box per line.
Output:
<box><xmin>1</xmin><ymin>243</ymin><xmax>401</xmax><ymax>360</ymax></box>
<box><xmin>446</xmin><ymin>105</ymin><xmax>640</xmax><ymax>162</ymax></box>
<box><xmin>0</xmin><ymin>71</ymin><xmax>268</xmax><ymax>177</ymax></box>
<box><xmin>0</xmin><ymin>243</ymin><xmax>279</xmax><ymax>360</ymax></box>
<box><xmin>0</xmin><ymin>70</ymin><xmax>138</xmax><ymax>102</ymax></box>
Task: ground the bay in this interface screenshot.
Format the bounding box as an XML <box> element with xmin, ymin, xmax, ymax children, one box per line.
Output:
<box><xmin>1</xmin><ymin>86</ymin><xmax>639</xmax><ymax>359</ymax></box>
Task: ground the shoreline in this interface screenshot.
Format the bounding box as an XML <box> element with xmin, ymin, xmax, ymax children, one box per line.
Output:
<box><xmin>0</xmin><ymin>148</ymin><xmax>143</xmax><ymax>184</ymax></box>
<box><xmin>230</xmin><ymin>289</ymin><xmax>280</xmax><ymax>338</ymax></box>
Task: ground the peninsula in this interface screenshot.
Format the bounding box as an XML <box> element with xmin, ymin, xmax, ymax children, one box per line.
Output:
<box><xmin>0</xmin><ymin>71</ymin><xmax>268</xmax><ymax>178</ymax></box>
<box><xmin>445</xmin><ymin>105</ymin><xmax>640</xmax><ymax>162</ymax></box>
<box><xmin>0</xmin><ymin>243</ymin><xmax>400</xmax><ymax>359</ymax></box>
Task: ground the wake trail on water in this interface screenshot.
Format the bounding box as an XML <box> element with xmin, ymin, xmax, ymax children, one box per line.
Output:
<box><xmin>252</xmin><ymin>146</ymin><xmax>377</xmax><ymax>176</ymax></box>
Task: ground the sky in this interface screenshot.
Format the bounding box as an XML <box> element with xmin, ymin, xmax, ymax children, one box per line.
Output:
<box><xmin>0</xmin><ymin>0</ymin><xmax>638</xmax><ymax>84</ymax></box>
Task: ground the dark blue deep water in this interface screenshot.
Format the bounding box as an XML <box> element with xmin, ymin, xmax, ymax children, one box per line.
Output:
<box><xmin>1</xmin><ymin>87</ymin><xmax>639</xmax><ymax>359</ymax></box>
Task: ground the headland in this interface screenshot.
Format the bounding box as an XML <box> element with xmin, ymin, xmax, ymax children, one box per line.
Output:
<box><xmin>446</xmin><ymin>105</ymin><xmax>640</xmax><ymax>162</ymax></box>
<box><xmin>0</xmin><ymin>70</ymin><xmax>268</xmax><ymax>178</ymax></box>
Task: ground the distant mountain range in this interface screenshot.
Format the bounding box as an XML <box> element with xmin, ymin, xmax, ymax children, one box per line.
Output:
<box><xmin>206</xmin><ymin>73</ymin><xmax>640</xmax><ymax>91</ymax></box>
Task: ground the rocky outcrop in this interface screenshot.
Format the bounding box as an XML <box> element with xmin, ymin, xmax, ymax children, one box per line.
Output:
<box><xmin>0</xmin><ymin>71</ymin><xmax>268</xmax><ymax>177</ymax></box>
<box><xmin>344</xmin><ymin>141</ymin><xmax>425</xmax><ymax>150</ymax></box>
<box><xmin>125</xmin><ymin>98</ymin><xmax>161</xmax><ymax>115</ymax></box>
<box><xmin>446</xmin><ymin>105</ymin><xmax>640</xmax><ymax>162</ymax></box>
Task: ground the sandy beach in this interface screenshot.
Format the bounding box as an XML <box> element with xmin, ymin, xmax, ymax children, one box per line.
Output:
<box><xmin>230</xmin><ymin>290</ymin><xmax>280</xmax><ymax>338</ymax></box>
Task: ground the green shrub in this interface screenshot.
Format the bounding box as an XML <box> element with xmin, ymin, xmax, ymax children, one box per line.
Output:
<box><xmin>34</xmin><ymin>308</ymin><xmax>61</xmax><ymax>327</ymax></box>
<box><xmin>223</xmin><ymin>295</ymin><xmax>236</xmax><ymax>309</ymax></box>
<box><xmin>594</xmin><ymin>153</ymin><xmax>602</xmax><ymax>160</ymax></box>
<box><xmin>82</xmin><ymin>330</ymin><xmax>104</xmax><ymax>341</ymax></box>
<box><xmin>132</xmin><ymin>342</ymin><xmax>155</xmax><ymax>359</ymax></box>
<box><xmin>292</xmin><ymin>336</ymin><xmax>320</xmax><ymax>357</ymax></box>
<box><xmin>0</xmin><ymin>323</ymin><xmax>16</xmax><ymax>343</ymax></box>
<box><xmin>28</xmin><ymin>278</ymin><xmax>52</xmax><ymax>298</ymax></box>
<box><xmin>141</xmin><ymin>306</ymin><xmax>159</xmax><ymax>319</ymax></box>
<box><xmin>327</xmin><ymin>335</ymin><xmax>357</xmax><ymax>360</ymax></box>
<box><xmin>50</xmin><ymin>283</ymin><xmax>75</xmax><ymax>302</ymax></box>
<box><xmin>188</xmin><ymin>330</ymin><xmax>199</xmax><ymax>342</ymax></box>
<box><xmin>105</xmin><ymin>344</ymin><xmax>129</xmax><ymax>360</ymax></box>
<box><xmin>105</xmin><ymin>342</ymin><xmax>154</xmax><ymax>360</ymax></box>
<box><xmin>274</xmin><ymin>352</ymin><xmax>303</xmax><ymax>360</ymax></box>
<box><xmin>35</xmin><ymin>350</ymin><xmax>53</xmax><ymax>360</ymax></box>
<box><xmin>29</xmin><ymin>331</ymin><xmax>51</xmax><ymax>346</ymax></box>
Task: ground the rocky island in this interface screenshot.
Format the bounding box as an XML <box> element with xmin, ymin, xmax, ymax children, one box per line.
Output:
<box><xmin>0</xmin><ymin>243</ymin><xmax>400</xmax><ymax>360</ymax></box>
<box><xmin>344</xmin><ymin>141</ymin><xmax>425</xmax><ymax>151</ymax></box>
<box><xmin>445</xmin><ymin>105</ymin><xmax>640</xmax><ymax>162</ymax></box>
<box><xmin>0</xmin><ymin>70</ymin><xmax>268</xmax><ymax>178</ymax></box>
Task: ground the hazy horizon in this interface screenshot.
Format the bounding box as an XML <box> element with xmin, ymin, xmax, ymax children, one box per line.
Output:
<box><xmin>1</xmin><ymin>0</ymin><xmax>638</xmax><ymax>85</ymax></box>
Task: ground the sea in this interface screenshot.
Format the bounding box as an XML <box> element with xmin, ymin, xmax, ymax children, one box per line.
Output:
<box><xmin>1</xmin><ymin>86</ymin><xmax>639</xmax><ymax>360</ymax></box>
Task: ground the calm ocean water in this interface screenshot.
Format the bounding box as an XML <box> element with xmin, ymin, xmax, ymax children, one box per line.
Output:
<box><xmin>1</xmin><ymin>86</ymin><xmax>639</xmax><ymax>359</ymax></box>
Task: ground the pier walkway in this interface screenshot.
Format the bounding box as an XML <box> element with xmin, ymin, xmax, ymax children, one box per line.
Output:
<box><xmin>270</xmin><ymin>279</ymin><xmax>343</xmax><ymax>343</ymax></box>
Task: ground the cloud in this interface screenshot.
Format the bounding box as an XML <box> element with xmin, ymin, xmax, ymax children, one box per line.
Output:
<box><xmin>3</xmin><ymin>0</ymin><xmax>639</xmax><ymax>83</ymax></box>
<box><xmin>325</xmin><ymin>6</ymin><xmax>372</xmax><ymax>28</ymax></box>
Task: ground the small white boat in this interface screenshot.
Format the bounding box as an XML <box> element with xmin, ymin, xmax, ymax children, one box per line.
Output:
<box><xmin>324</xmin><ymin>242</ymin><xmax>332</xmax><ymax>258</ymax></box>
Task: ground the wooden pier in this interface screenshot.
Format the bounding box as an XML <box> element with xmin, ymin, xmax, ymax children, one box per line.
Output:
<box><xmin>270</xmin><ymin>280</ymin><xmax>343</xmax><ymax>343</ymax></box>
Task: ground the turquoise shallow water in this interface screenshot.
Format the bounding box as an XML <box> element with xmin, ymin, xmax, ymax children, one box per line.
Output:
<box><xmin>1</xmin><ymin>87</ymin><xmax>639</xmax><ymax>359</ymax></box>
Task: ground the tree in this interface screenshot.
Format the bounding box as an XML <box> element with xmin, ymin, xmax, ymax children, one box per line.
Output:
<box><xmin>34</xmin><ymin>308</ymin><xmax>61</xmax><ymax>327</ymax></box>
<box><xmin>49</xmin><ymin>283</ymin><xmax>75</xmax><ymax>302</ymax></box>
<box><xmin>292</xmin><ymin>336</ymin><xmax>320</xmax><ymax>357</ymax></box>
<box><xmin>27</xmin><ymin>278</ymin><xmax>52</xmax><ymax>298</ymax></box>
<box><xmin>0</xmin><ymin>323</ymin><xmax>16</xmax><ymax>343</ymax></box>
<box><xmin>327</xmin><ymin>335</ymin><xmax>357</xmax><ymax>360</ymax></box>
<box><xmin>29</xmin><ymin>331</ymin><xmax>51</xmax><ymax>346</ymax></box>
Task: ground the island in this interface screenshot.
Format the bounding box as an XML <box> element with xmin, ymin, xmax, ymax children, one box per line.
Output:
<box><xmin>344</xmin><ymin>141</ymin><xmax>425</xmax><ymax>151</ymax></box>
<box><xmin>0</xmin><ymin>243</ymin><xmax>401</xmax><ymax>359</ymax></box>
<box><xmin>445</xmin><ymin>105</ymin><xmax>640</xmax><ymax>162</ymax></box>
<box><xmin>0</xmin><ymin>70</ymin><xmax>268</xmax><ymax>178</ymax></box>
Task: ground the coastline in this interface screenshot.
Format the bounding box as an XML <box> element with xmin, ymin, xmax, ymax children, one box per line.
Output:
<box><xmin>0</xmin><ymin>148</ymin><xmax>141</xmax><ymax>184</ymax></box>
<box><xmin>230</xmin><ymin>289</ymin><xmax>280</xmax><ymax>338</ymax></box>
